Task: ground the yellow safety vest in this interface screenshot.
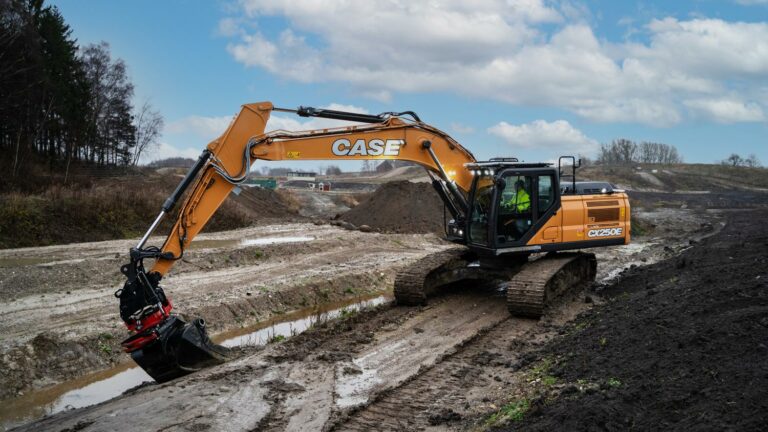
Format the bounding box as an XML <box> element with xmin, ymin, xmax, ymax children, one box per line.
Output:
<box><xmin>515</xmin><ymin>189</ymin><xmax>530</xmax><ymax>212</ymax></box>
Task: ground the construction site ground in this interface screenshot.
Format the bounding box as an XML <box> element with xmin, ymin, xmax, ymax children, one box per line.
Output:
<box><xmin>1</xmin><ymin>188</ymin><xmax>766</xmax><ymax>431</ymax></box>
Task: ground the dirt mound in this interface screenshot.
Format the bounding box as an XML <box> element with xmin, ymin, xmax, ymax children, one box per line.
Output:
<box><xmin>503</xmin><ymin>209</ymin><xmax>768</xmax><ymax>431</ymax></box>
<box><xmin>339</xmin><ymin>181</ymin><xmax>444</xmax><ymax>233</ymax></box>
<box><xmin>230</xmin><ymin>186</ymin><xmax>302</xmax><ymax>221</ymax></box>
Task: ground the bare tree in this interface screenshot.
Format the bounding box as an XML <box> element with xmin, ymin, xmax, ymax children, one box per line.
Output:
<box><xmin>745</xmin><ymin>154</ymin><xmax>761</xmax><ymax>168</ymax></box>
<box><xmin>578</xmin><ymin>154</ymin><xmax>592</xmax><ymax>166</ymax></box>
<box><xmin>723</xmin><ymin>153</ymin><xmax>743</xmax><ymax>167</ymax></box>
<box><xmin>325</xmin><ymin>165</ymin><xmax>342</xmax><ymax>175</ymax></box>
<box><xmin>131</xmin><ymin>100</ymin><xmax>164</xmax><ymax>166</ymax></box>
<box><xmin>600</xmin><ymin>139</ymin><xmax>681</xmax><ymax>165</ymax></box>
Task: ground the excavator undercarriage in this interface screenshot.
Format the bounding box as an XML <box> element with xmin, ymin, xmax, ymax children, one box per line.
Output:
<box><xmin>394</xmin><ymin>250</ymin><xmax>597</xmax><ymax>317</ymax></box>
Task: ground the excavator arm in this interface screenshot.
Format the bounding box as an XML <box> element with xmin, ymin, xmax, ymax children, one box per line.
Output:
<box><xmin>117</xmin><ymin>102</ymin><xmax>477</xmax><ymax>382</ymax></box>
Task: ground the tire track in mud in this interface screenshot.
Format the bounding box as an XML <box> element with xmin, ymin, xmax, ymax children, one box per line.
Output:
<box><xmin>330</xmin><ymin>285</ymin><xmax>595</xmax><ymax>431</ymax></box>
<box><xmin>331</xmin><ymin>313</ymin><xmax>562</xmax><ymax>431</ymax></box>
<box><xmin>17</xmin><ymin>290</ymin><xmax>519</xmax><ymax>432</ymax></box>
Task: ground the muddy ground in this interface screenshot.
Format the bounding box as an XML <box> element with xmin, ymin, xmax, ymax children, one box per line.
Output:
<box><xmin>1</xmin><ymin>187</ymin><xmax>757</xmax><ymax>431</ymax></box>
<box><xmin>0</xmin><ymin>224</ymin><xmax>450</xmax><ymax>402</ymax></box>
<box><xmin>490</xmin><ymin>208</ymin><xmax>768</xmax><ymax>432</ymax></box>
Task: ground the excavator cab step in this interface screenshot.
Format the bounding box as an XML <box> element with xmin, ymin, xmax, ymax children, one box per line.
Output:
<box><xmin>123</xmin><ymin>316</ymin><xmax>230</xmax><ymax>383</ymax></box>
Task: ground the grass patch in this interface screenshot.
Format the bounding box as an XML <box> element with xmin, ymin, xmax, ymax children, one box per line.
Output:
<box><xmin>339</xmin><ymin>307</ymin><xmax>357</xmax><ymax>319</ymax></box>
<box><xmin>486</xmin><ymin>399</ymin><xmax>530</xmax><ymax>426</ymax></box>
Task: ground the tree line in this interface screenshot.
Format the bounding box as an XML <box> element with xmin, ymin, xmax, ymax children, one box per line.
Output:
<box><xmin>596</xmin><ymin>139</ymin><xmax>683</xmax><ymax>165</ymax></box>
<box><xmin>0</xmin><ymin>0</ymin><xmax>162</xmax><ymax>178</ymax></box>
<box><xmin>721</xmin><ymin>153</ymin><xmax>761</xmax><ymax>168</ymax></box>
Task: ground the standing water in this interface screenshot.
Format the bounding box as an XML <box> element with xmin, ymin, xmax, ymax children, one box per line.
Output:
<box><xmin>0</xmin><ymin>294</ymin><xmax>390</xmax><ymax>431</ymax></box>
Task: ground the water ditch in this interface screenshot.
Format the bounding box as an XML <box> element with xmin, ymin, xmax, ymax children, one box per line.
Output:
<box><xmin>0</xmin><ymin>293</ymin><xmax>390</xmax><ymax>431</ymax></box>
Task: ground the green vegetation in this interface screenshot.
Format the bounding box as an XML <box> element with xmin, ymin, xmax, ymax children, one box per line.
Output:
<box><xmin>268</xmin><ymin>334</ymin><xmax>286</xmax><ymax>344</ymax></box>
<box><xmin>530</xmin><ymin>357</ymin><xmax>553</xmax><ymax>378</ymax></box>
<box><xmin>486</xmin><ymin>399</ymin><xmax>530</xmax><ymax>426</ymax></box>
<box><xmin>391</xmin><ymin>239</ymin><xmax>406</xmax><ymax>247</ymax></box>
<box><xmin>630</xmin><ymin>214</ymin><xmax>654</xmax><ymax>237</ymax></box>
<box><xmin>339</xmin><ymin>307</ymin><xmax>357</xmax><ymax>319</ymax></box>
<box><xmin>96</xmin><ymin>333</ymin><xmax>114</xmax><ymax>354</ymax></box>
<box><xmin>0</xmin><ymin>177</ymin><xmax>254</xmax><ymax>248</ymax></box>
<box><xmin>542</xmin><ymin>375</ymin><xmax>557</xmax><ymax>386</ymax></box>
<box><xmin>1</xmin><ymin>1</ymin><xmax>165</xmax><ymax>178</ymax></box>
<box><xmin>608</xmin><ymin>377</ymin><xmax>622</xmax><ymax>388</ymax></box>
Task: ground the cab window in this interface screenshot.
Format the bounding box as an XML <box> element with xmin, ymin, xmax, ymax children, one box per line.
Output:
<box><xmin>468</xmin><ymin>175</ymin><xmax>494</xmax><ymax>246</ymax></box>
<box><xmin>496</xmin><ymin>175</ymin><xmax>533</xmax><ymax>243</ymax></box>
<box><xmin>537</xmin><ymin>175</ymin><xmax>555</xmax><ymax>218</ymax></box>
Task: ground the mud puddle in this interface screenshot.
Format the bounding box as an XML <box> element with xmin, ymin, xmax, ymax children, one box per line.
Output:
<box><xmin>0</xmin><ymin>236</ymin><xmax>318</xmax><ymax>267</ymax></box>
<box><xmin>216</xmin><ymin>294</ymin><xmax>389</xmax><ymax>347</ymax></box>
<box><xmin>0</xmin><ymin>294</ymin><xmax>389</xmax><ymax>431</ymax></box>
<box><xmin>0</xmin><ymin>257</ymin><xmax>50</xmax><ymax>268</ymax></box>
<box><xmin>189</xmin><ymin>236</ymin><xmax>315</xmax><ymax>250</ymax></box>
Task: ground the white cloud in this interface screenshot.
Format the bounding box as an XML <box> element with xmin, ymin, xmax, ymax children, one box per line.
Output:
<box><xmin>267</xmin><ymin>103</ymin><xmax>370</xmax><ymax>131</ymax></box>
<box><xmin>166</xmin><ymin>103</ymin><xmax>371</xmax><ymax>142</ymax></box>
<box><xmin>451</xmin><ymin>122</ymin><xmax>475</xmax><ymax>134</ymax></box>
<box><xmin>734</xmin><ymin>0</ymin><xmax>768</xmax><ymax>5</ymax></box>
<box><xmin>140</xmin><ymin>142</ymin><xmax>202</xmax><ymax>164</ymax></box>
<box><xmin>683</xmin><ymin>98</ymin><xmax>765</xmax><ymax>123</ymax></box>
<box><xmin>221</xmin><ymin>1</ymin><xmax>768</xmax><ymax>126</ymax></box>
<box><xmin>488</xmin><ymin>120</ymin><xmax>599</xmax><ymax>155</ymax></box>
<box><xmin>217</xmin><ymin>17</ymin><xmax>243</xmax><ymax>37</ymax></box>
<box><xmin>166</xmin><ymin>115</ymin><xmax>233</xmax><ymax>140</ymax></box>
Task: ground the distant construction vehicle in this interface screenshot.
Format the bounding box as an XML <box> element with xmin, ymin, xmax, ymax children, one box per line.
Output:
<box><xmin>116</xmin><ymin>102</ymin><xmax>630</xmax><ymax>382</ymax></box>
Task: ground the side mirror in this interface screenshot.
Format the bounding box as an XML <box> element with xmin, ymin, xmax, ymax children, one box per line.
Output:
<box><xmin>496</xmin><ymin>177</ymin><xmax>506</xmax><ymax>189</ymax></box>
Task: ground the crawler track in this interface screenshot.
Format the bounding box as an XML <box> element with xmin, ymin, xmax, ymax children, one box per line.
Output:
<box><xmin>505</xmin><ymin>253</ymin><xmax>596</xmax><ymax>317</ymax></box>
<box><xmin>393</xmin><ymin>248</ymin><xmax>468</xmax><ymax>305</ymax></box>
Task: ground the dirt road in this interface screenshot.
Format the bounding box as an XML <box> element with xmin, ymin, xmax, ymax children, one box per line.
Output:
<box><xmin>0</xmin><ymin>202</ymin><xmax>726</xmax><ymax>431</ymax></box>
<box><xmin>0</xmin><ymin>223</ymin><xmax>451</xmax><ymax>401</ymax></box>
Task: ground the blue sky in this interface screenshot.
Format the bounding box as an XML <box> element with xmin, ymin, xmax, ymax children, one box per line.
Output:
<box><xmin>53</xmin><ymin>0</ymin><xmax>767</xmax><ymax>170</ymax></box>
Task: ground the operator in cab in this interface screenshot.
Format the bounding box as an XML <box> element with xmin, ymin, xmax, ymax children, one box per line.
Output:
<box><xmin>503</xmin><ymin>179</ymin><xmax>531</xmax><ymax>213</ymax></box>
<box><xmin>499</xmin><ymin>178</ymin><xmax>532</xmax><ymax>241</ymax></box>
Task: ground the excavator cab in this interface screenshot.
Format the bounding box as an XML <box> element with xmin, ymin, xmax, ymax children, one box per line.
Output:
<box><xmin>464</xmin><ymin>160</ymin><xmax>562</xmax><ymax>255</ymax></box>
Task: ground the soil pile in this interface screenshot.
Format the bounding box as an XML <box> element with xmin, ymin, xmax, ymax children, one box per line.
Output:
<box><xmin>230</xmin><ymin>186</ymin><xmax>303</xmax><ymax>221</ymax></box>
<box><xmin>505</xmin><ymin>209</ymin><xmax>768</xmax><ymax>431</ymax></box>
<box><xmin>339</xmin><ymin>180</ymin><xmax>444</xmax><ymax>233</ymax></box>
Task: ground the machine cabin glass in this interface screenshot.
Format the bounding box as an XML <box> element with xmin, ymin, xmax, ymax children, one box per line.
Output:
<box><xmin>496</xmin><ymin>175</ymin><xmax>534</xmax><ymax>243</ymax></box>
<box><xmin>466</xmin><ymin>166</ymin><xmax>561</xmax><ymax>250</ymax></box>
<box><xmin>468</xmin><ymin>173</ymin><xmax>494</xmax><ymax>247</ymax></box>
<box><xmin>495</xmin><ymin>171</ymin><xmax>558</xmax><ymax>246</ymax></box>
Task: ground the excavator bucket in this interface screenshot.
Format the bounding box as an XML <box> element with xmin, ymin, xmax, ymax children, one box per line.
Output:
<box><xmin>122</xmin><ymin>316</ymin><xmax>230</xmax><ymax>383</ymax></box>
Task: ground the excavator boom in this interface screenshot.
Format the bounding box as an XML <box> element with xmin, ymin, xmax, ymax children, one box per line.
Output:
<box><xmin>117</xmin><ymin>102</ymin><xmax>480</xmax><ymax>382</ymax></box>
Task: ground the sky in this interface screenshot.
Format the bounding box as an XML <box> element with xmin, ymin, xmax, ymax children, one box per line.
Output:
<box><xmin>52</xmin><ymin>0</ymin><xmax>768</xmax><ymax>171</ymax></box>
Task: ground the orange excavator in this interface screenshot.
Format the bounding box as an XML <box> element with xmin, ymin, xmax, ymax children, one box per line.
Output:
<box><xmin>116</xmin><ymin>102</ymin><xmax>630</xmax><ymax>382</ymax></box>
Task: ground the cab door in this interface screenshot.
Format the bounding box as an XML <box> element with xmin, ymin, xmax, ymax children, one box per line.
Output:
<box><xmin>493</xmin><ymin>169</ymin><xmax>560</xmax><ymax>248</ymax></box>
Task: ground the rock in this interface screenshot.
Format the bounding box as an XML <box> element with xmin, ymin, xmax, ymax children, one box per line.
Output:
<box><xmin>358</xmin><ymin>224</ymin><xmax>372</xmax><ymax>232</ymax></box>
